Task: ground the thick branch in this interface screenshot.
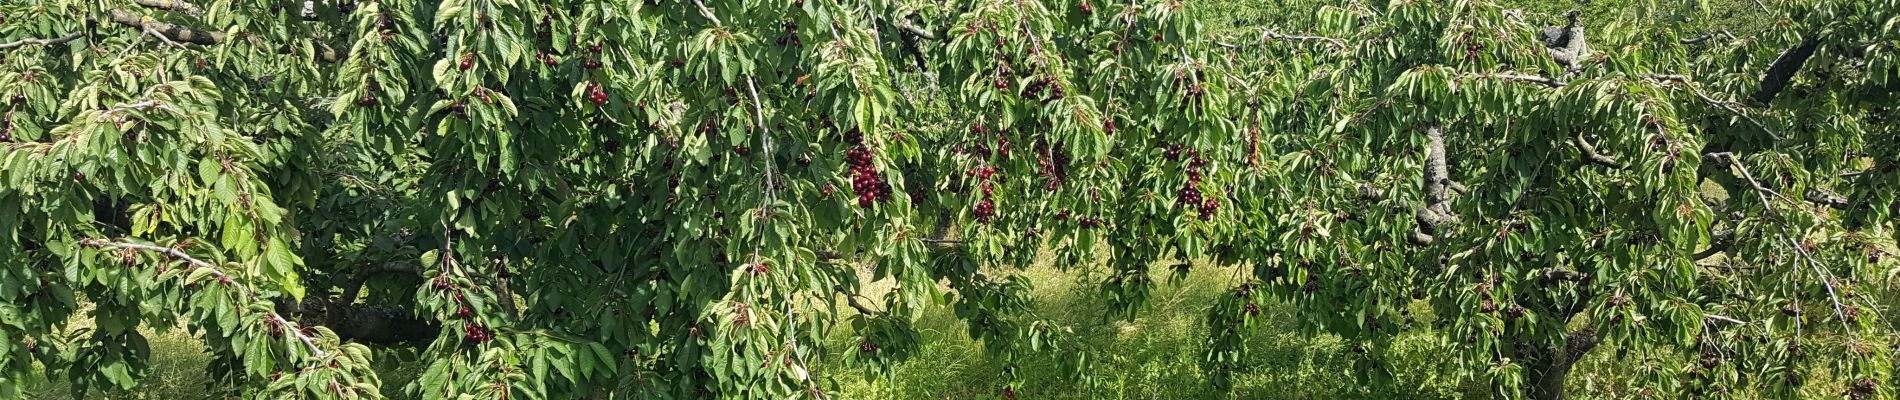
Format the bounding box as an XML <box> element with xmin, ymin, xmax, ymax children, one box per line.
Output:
<box><xmin>0</xmin><ymin>32</ymin><xmax>85</xmax><ymax>50</ymax></box>
<box><xmin>80</xmin><ymin>239</ymin><xmax>327</xmax><ymax>357</ymax></box>
<box><xmin>1538</xmin><ymin>268</ymin><xmax>1589</xmax><ymax>283</ymax></box>
<box><xmin>692</xmin><ymin>0</ymin><xmax>723</xmax><ymax>27</ymax></box>
<box><xmin>130</xmin><ymin>0</ymin><xmax>202</xmax><ymax>15</ymax></box>
<box><xmin>1803</xmin><ymin>189</ymin><xmax>1849</xmax><ymax>210</ymax></box>
<box><xmin>1751</xmin><ymin>36</ymin><xmax>1820</xmax><ymax>106</ymax></box>
<box><xmin>107</xmin><ymin>8</ymin><xmax>223</xmax><ymax>45</ymax></box>
<box><xmin>891</xmin><ymin>17</ymin><xmax>937</xmax><ymax>40</ymax></box>
<box><xmin>1693</xmin><ymin>229</ymin><xmax>1734</xmax><ymax>261</ymax></box>
<box><xmin>1409</xmin><ymin>126</ymin><xmax>1459</xmax><ymax>246</ymax></box>
<box><xmin>1571</xmin><ymin>133</ymin><xmax>1623</xmax><ymax>168</ymax></box>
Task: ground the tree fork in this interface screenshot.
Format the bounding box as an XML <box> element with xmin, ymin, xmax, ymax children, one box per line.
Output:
<box><xmin>1526</xmin><ymin>329</ymin><xmax>1600</xmax><ymax>400</ymax></box>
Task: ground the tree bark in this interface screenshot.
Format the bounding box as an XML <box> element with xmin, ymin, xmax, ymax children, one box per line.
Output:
<box><xmin>1752</xmin><ymin>36</ymin><xmax>1820</xmax><ymax>106</ymax></box>
<box><xmin>1526</xmin><ymin>329</ymin><xmax>1599</xmax><ymax>400</ymax></box>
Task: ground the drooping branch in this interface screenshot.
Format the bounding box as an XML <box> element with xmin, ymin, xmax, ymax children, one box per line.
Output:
<box><xmin>107</xmin><ymin>8</ymin><xmax>223</xmax><ymax>45</ymax></box>
<box><xmin>1409</xmin><ymin>126</ymin><xmax>1460</xmax><ymax>246</ymax></box>
<box><xmin>0</xmin><ymin>32</ymin><xmax>85</xmax><ymax>51</ymax></box>
<box><xmin>130</xmin><ymin>0</ymin><xmax>202</xmax><ymax>15</ymax></box>
<box><xmin>1751</xmin><ymin>36</ymin><xmax>1821</xmax><ymax>106</ymax></box>
<box><xmin>1570</xmin><ymin>132</ymin><xmax>1623</xmax><ymax>168</ymax></box>
<box><xmin>79</xmin><ymin>238</ymin><xmax>329</xmax><ymax>357</ymax></box>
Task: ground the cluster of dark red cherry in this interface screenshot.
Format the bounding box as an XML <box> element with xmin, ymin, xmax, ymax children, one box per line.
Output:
<box><xmin>844</xmin><ymin>131</ymin><xmax>893</xmax><ymax>207</ymax></box>
<box><xmin>432</xmin><ymin>277</ymin><xmax>491</xmax><ymax>343</ymax></box>
<box><xmin>969</xmin><ymin>164</ymin><xmax>1000</xmax><ymax>223</ymax></box>
<box><xmin>1166</xmin><ymin>144</ymin><xmax>1219</xmax><ymax>220</ymax></box>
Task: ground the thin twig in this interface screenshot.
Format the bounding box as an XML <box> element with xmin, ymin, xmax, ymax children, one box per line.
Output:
<box><xmin>0</xmin><ymin>32</ymin><xmax>85</xmax><ymax>50</ymax></box>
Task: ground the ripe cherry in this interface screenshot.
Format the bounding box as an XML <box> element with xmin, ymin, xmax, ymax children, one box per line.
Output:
<box><xmin>458</xmin><ymin>54</ymin><xmax>474</xmax><ymax>70</ymax></box>
<box><xmin>583</xmin><ymin>59</ymin><xmax>601</xmax><ymax>70</ymax></box>
<box><xmin>356</xmin><ymin>95</ymin><xmax>377</xmax><ymax>107</ymax></box>
<box><xmin>450</xmin><ymin>102</ymin><xmax>467</xmax><ymax>117</ymax></box>
<box><xmin>1079</xmin><ymin>1</ymin><xmax>1091</xmax><ymax>13</ymax></box>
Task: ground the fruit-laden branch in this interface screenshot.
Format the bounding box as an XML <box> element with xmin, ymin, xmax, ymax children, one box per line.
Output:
<box><xmin>107</xmin><ymin>8</ymin><xmax>223</xmax><ymax>45</ymax></box>
<box><xmin>130</xmin><ymin>0</ymin><xmax>202</xmax><ymax>15</ymax></box>
<box><xmin>1408</xmin><ymin>126</ymin><xmax>1459</xmax><ymax>246</ymax></box>
<box><xmin>1570</xmin><ymin>132</ymin><xmax>1623</xmax><ymax>168</ymax></box>
<box><xmin>1751</xmin><ymin>36</ymin><xmax>1820</xmax><ymax>106</ymax></box>
<box><xmin>0</xmin><ymin>32</ymin><xmax>85</xmax><ymax>51</ymax></box>
<box><xmin>79</xmin><ymin>238</ymin><xmax>328</xmax><ymax>357</ymax></box>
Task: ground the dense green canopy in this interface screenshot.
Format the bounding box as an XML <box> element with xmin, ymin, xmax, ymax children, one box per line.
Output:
<box><xmin>1</xmin><ymin>0</ymin><xmax>1895</xmax><ymax>398</ymax></box>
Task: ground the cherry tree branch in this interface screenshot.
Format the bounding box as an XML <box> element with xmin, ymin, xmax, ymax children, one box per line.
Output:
<box><xmin>0</xmin><ymin>32</ymin><xmax>85</xmax><ymax>50</ymax></box>
<box><xmin>692</xmin><ymin>0</ymin><xmax>724</xmax><ymax>27</ymax></box>
<box><xmin>1570</xmin><ymin>132</ymin><xmax>1623</xmax><ymax>168</ymax></box>
<box><xmin>1409</xmin><ymin>125</ymin><xmax>1459</xmax><ymax>246</ymax></box>
<box><xmin>130</xmin><ymin>0</ymin><xmax>202</xmax><ymax>15</ymax></box>
<box><xmin>1258</xmin><ymin>29</ymin><xmax>1346</xmax><ymax>49</ymax></box>
<box><xmin>834</xmin><ymin>285</ymin><xmax>881</xmax><ymax>316</ymax></box>
<box><xmin>107</xmin><ymin>8</ymin><xmax>223</xmax><ymax>45</ymax></box>
<box><xmin>1802</xmin><ymin>189</ymin><xmax>1849</xmax><ymax>210</ymax></box>
<box><xmin>1703</xmin><ymin>152</ymin><xmax>1852</xmax><ymax>331</ymax></box>
<box><xmin>1752</xmin><ymin>36</ymin><xmax>1820</xmax><ymax>106</ymax></box>
<box><xmin>1679</xmin><ymin>30</ymin><xmax>1733</xmax><ymax>45</ymax></box>
<box><xmin>79</xmin><ymin>238</ymin><xmax>329</xmax><ymax>358</ymax></box>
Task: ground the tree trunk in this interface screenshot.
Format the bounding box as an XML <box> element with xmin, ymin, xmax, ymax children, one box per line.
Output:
<box><xmin>1526</xmin><ymin>329</ymin><xmax>1600</xmax><ymax>400</ymax></box>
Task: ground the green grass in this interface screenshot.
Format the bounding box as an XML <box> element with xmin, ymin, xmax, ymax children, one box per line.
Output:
<box><xmin>825</xmin><ymin>260</ymin><xmax>1475</xmax><ymax>400</ymax></box>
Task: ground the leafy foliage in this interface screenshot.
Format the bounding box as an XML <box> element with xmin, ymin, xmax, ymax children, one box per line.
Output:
<box><xmin>1</xmin><ymin>0</ymin><xmax>1895</xmax><ymax>398</ymax></box>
